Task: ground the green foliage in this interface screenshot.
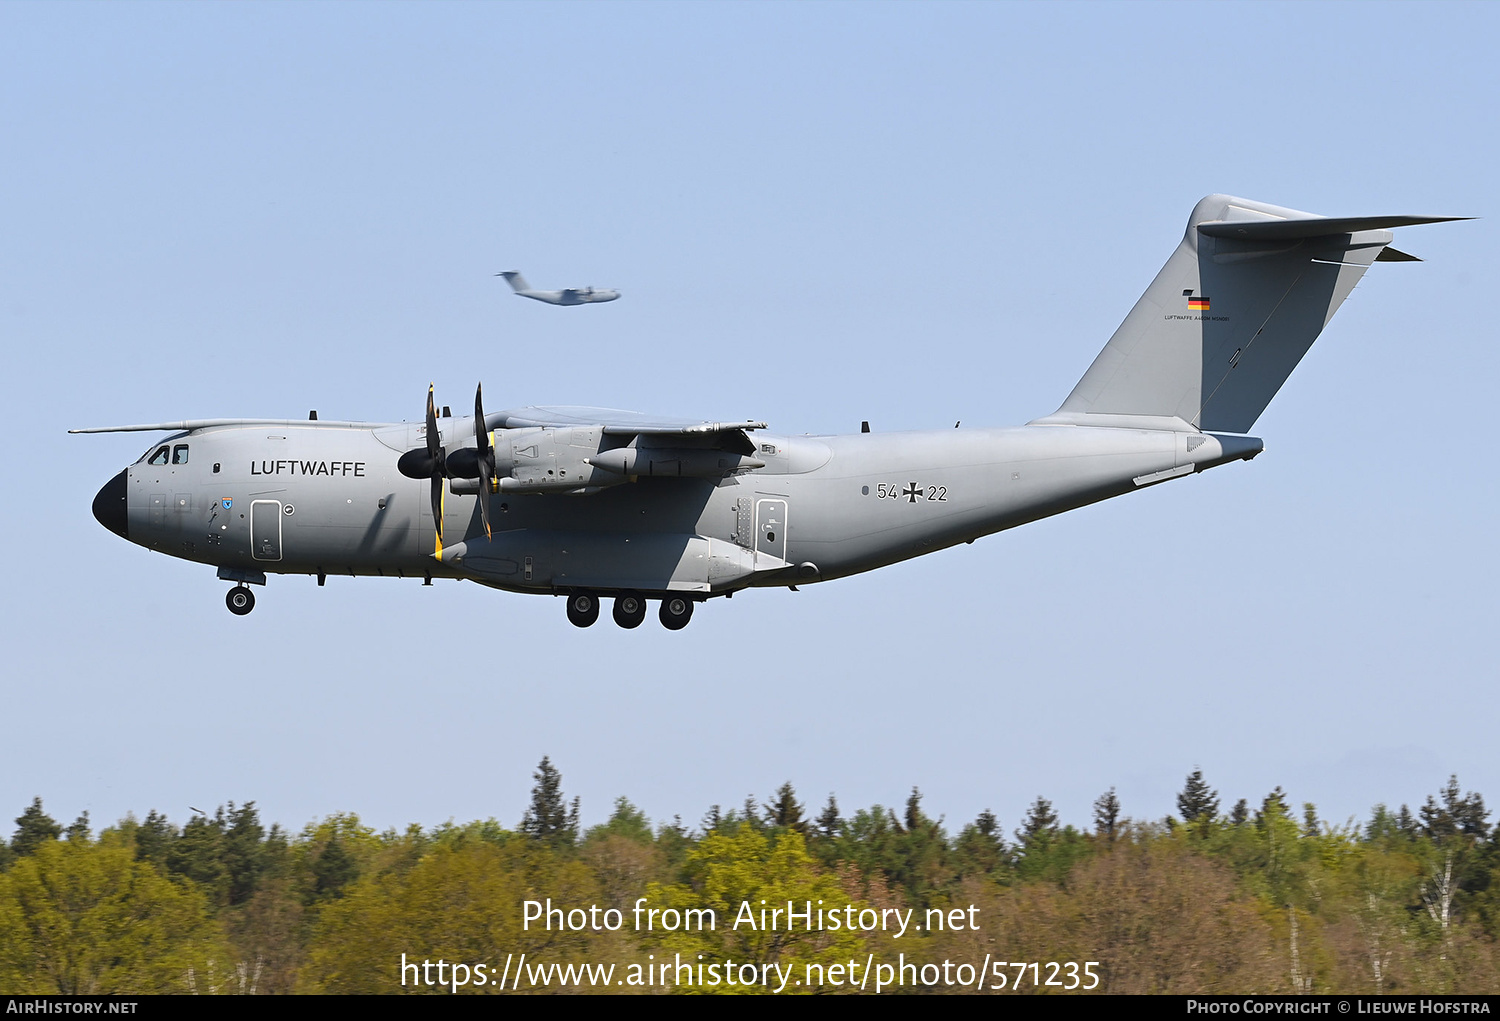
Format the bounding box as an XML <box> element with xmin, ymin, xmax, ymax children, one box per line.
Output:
<box><xmin>7</xmin><ymin>771</ymin><xmax>1500</xmax><ymax>995</ymax></box>
<box><xmin>643</xmin><ymin>824</ymin><xmax>867</xmax><ymax>993</ymax></box>
<box><xmin>301</xmin><ymin>837</ymin><xmax>606</xmax><ymax>993</ymax></box>
<box><xmin>952</xmin><ymin>810</ymin><xmax>1006</xmax><ymax>879</ymax></box>
<box><xmin>0</xmin><ymin>839</ymin><xmax>229</xmax><ymax>993</ymax></box>
<box><xmin>585</xmin><ymin>797</ymin><xmax>653</xmax><ymax>845</ymax></box>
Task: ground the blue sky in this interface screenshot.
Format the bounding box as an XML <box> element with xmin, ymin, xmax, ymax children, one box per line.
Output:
<box><xmin>3</xmin><ymin>2</ymin><xmax>1495</xmax><ymax>841</ymax></box>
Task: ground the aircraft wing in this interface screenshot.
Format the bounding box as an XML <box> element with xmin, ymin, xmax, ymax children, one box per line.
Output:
<box><xmin>492</xmin><ymin>406</ymin><xmax>768</xmax><ymax>454</ymax></box>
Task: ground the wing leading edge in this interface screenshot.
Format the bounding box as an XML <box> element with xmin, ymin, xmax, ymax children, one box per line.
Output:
<box><xmin>492</xmin><ymin>406</ymin><xmax>767</xmax><ymax>455</ymax></box>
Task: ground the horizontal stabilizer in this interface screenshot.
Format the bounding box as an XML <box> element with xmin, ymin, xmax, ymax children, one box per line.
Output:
<box><xmin>1198</xmin><ymin>214</ymin><xmax>1470</xmax><ymax>241</ymax></box>
<box><xmin>1375</xmin><ymin>246</ymin><xmax>1422</xmax><ymax>263</ymax></box>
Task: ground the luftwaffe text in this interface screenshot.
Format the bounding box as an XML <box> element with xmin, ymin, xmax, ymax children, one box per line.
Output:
<box><xmin>249</xmin><ymin>460</ymin><xmax>366</xmax><ymax>477</ymax></box>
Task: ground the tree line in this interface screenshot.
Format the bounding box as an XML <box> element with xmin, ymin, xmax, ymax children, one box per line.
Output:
<box><xmin>2</xmin><ymin>760</ymin><xmax>1497</xmax><ymax>994</ymax></box>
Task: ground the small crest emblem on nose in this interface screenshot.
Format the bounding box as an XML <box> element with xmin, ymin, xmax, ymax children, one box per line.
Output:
<box><xmin>222</xmin><ymin>499</ymin><xmax>233</xmax><ymax>510</ymax></box>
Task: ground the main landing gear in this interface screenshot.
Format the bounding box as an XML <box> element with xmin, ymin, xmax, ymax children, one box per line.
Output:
<box><xmin>565</xmin><ymin>592</ymin><xmax>601</xmax><ymax>628</ymax></box>
<box><xmin>226</xmin><ymin>586</ymin><xmax>255</xmax><ymax>616</ymax></box>
<box><xmin>659</xmin><ymin>595</ymin><xmax>693</xmax><ymax>631</ymax></box>
<box><xmin>565</xmin><ymin>590</ymin><xmax>695</xmax><ymax>630</ymax></box>
<box><xmin>613</xmin><ymin>591</ymin><xmax>647</xmax><ymax>629</ymax></box>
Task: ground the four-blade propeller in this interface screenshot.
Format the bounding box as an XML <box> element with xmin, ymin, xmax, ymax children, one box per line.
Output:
<box><xmin>443</xmin><ymin>383</ymin><xmax>496</xmax><ymax>540</ymax></box>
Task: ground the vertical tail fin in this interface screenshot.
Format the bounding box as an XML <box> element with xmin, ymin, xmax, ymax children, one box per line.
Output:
<box><xmin>1055</xmin><ymin>195</ymin><xmax>1464</xmax><ymax>433</ymax></box>
<box><xmin>500</xmin><ymin>271</ymin><xmax>531</xmax><ymax>293</ymax></box>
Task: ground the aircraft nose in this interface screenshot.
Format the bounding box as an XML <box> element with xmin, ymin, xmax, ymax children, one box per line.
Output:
<box><xmin>92</xmin><ymin>469</ymin><xmax>129</xmax><ymax>540</ymax></box>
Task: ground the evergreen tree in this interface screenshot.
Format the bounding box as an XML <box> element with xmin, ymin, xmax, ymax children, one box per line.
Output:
<box><xmin>167</xmin><ymin>811</ymin><xmax>229</xmax><ymax>903</ymax></box>
<box><xmin>904</xmin><ymin>788</ymin><xmax>926</xmax><ymax>832</ymax></box>
<box><xmin>953</xmin><ymin>809</ymin><xmax>1006</xmax><ymax>877</ymax></box>
<box><xmin>890</xmin><ymin>789</ymin><xmax>950</xmax><ymax>907</ymax></box>
<box><xmin>1420</xmin><ymin>775</ymin><xmax>1490</xmax><ymax>843</ymax></box>
<box><xmin>1093</xmin><ymin>788</ymin><xmax>1121</xmax><ymax>841</ymax></box>
<box><xmin>12</xmin><ymin>797</ymin><xmax>62</xmax><ymax>857</ymax></box>
<box><xmin>133</xmin><ymin>810</ymin><xmax>176</xmax><ymax>866</ymax></box>
<box><xmin>520</xmin><ymin>756</ymin><xmax>577</xmax><ymax>846</ymax></box>
<box><xmin>65</xmin><ymin>812</ymin><xmax>91</xmax><ymax>843</ymax></box>
<box><xmin>1017</xmin><ymin>796</ymin><xmax>1059</xmax><ymax>845</ymax></box>
<box><xmin>1014</xmin><ymin>798</ymin><xmax>1087</xmax><ymax>885</ymax></box>
<box><xmin>312</xmin><ymin>836</ymin><xmax>358</xmax><ymax>899</ymax></box>
<box><xmin>1176</xmin><ymin>768</ymin><xmax>1220</xmax><ymax>823</ymax></box>
<box><xmin>764</xmin><ymin>782</ymin><xmax>806</xmax><ymax>833</ymax></box>
<box><xmin>656</xmin><ymin>815</ymin><xmax>692</xmax><ymax>874</ymax></box>
<box><xmin>223</xmin><ymin>801</ymin><xmax>266</xmax><ymax>905</ymax></box>
<box><xmin>700</xmin><ymin>804</ymin><xmax>724</xmax><ymax>834</ymax></box>
<box><xmin>1365</xmin><ymin>803</ymin><xmax>1403</xmax><ymax>843</ymax></box>
<box><xmin>1255</xmin><ymin>787</ymin><xmax>1289</xmax><ymax>826</ymax></box>
<box><xmin>1229</xmin><ymin>799</ymin><xmax>1249</xmax><ymax>826</ymax></box>
<box><xmin>740</xmin><ymin>794</ymin><xmax>764</xmax><ymax>832</ymax></box>
<box><xmin>815</xmin><ymin>795</ymin><xmax>842</xmax><ymax>839</ymax></box>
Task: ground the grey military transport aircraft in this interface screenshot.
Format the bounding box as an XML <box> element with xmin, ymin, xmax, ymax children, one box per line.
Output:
<box><xmin>78</xmin><ymin>195</ymin><xmax>1465</xmax><ymax>630</ymax></box>
<box><xmin>499</xmin><ymin>271</ymin><xmax>620</xmax><ymax>305</ymax></box>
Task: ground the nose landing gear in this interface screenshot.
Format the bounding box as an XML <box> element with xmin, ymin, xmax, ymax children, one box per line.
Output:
<box><xmin>226</xmin><ymin>586</ymin><xmax>255</xmax><ymax>615</ymax></box>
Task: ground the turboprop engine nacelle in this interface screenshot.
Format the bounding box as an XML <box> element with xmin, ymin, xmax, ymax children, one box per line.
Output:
<box><xmin>449</xmin><ymin>425</ymin><xmax>624</xmax><ymax>493</ymax></box>
<box><xmin>587</xmin><ymin>447</ymin><xmax>765</xmax><ymax>478</ymax></box>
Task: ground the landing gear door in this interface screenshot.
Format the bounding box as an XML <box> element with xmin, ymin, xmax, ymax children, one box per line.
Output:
<box><xmin>755</xmin><ymin>498</ymin><xmax>787</xmax><ymax>561</ymax></box>
<box><xmin>251</xmin><ymin>500</ymin><xmax>283</xmax><ymax>561</ymax></box>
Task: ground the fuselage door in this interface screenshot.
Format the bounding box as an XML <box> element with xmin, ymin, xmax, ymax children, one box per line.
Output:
<box><xmin>755</xmin><ymin>498</ymin><xmax>788</xmax><ymax>561</ymax></box>
<box><xmin>251</xmin><ymin>499</ymin><xmax>283</xmax><ymax>561</ymax></box>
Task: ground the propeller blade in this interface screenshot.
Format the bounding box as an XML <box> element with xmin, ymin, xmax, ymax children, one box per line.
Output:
<box><xmin>476</xmin><ymin>465</ymin><xmax>493</xmax><ymax>539</ymax></box>
<box><xmin>474</xmin><ymin>383</ymin><xmax>493</xmax><ymax>539</ymax></box>
<box><xmin>425</xmin><ymin>384</ymin><xmax>440</xmax><ymax>460</ymax></box>
<box><xmin>474</xmin><ymin>383</ymin><xmax>491</xmax><ymax>460</ymax></box>
<box><xmin>409</xmin><ymin>385</ymin><xmax>444</xmax><ymax>553</ymax></box>
<box><xmin>400</xmin><ymin>383</ymin><xmax>450</xmax><ymax>479</ymax></box>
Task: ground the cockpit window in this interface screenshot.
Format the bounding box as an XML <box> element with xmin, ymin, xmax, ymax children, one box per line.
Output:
<box><xmin>148</xmin><ymin>445</ymin><xmax>170</xmax><ymax>466</ymax></box>
<box><xmin>172</xmin><ymin>444</ymin><xmax>189</xmax><ymax>465</ymax></box>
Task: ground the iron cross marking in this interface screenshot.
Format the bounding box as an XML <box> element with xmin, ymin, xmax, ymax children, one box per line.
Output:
<box><xmin>903</xmin><ymin>482</ymin><xmax>924</xmax><ymax>503</ymax></box>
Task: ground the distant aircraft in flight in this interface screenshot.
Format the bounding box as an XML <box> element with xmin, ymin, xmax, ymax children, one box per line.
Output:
<box><xmin>499</xmin><ymin>271</ymin><xmax>619</xmax><ymax>305</ymax></box>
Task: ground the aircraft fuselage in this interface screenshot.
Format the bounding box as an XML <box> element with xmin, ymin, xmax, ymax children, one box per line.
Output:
<box><xmin>95</xmin><ymin>418</ymin><xmax>1260</xmax><ymax>597</ymax></box>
